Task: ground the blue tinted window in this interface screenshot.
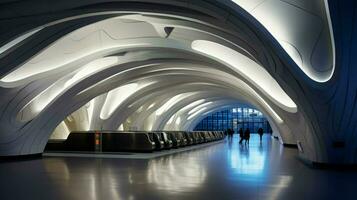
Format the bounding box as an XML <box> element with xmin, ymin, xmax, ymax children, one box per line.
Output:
<box><xmin>193</xmin><ymin>106</ymin><xmax>272</xmax><ymax>133</ymax></box>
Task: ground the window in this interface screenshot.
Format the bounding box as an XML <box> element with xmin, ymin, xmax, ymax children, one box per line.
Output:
<box><xmin>194</xmin><ymin>106</ymin><xmax>272</xmax><ymax>133</ymax></box>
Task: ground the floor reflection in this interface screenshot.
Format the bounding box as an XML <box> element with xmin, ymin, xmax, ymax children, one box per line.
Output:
<box><xmin>227</xmin><ymin>135</ymin><xmax>266</xmax><ymax>176</ymax></box>
<box><xmin>2</xmin><ymin>134</ymin><xmax>357</xmax><ymax>200</ymax></box>
<box><xmin>41</xmin><ymin>148</ymin><xmax>214</xmax><ymax>199</ymax></box>
<box><xmin>147</xmin><ymin>152</ymin><xmax>207</xmax><ymax>193</ymax></box>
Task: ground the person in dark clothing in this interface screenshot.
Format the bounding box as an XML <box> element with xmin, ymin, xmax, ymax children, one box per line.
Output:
<box><xmin>228</xmin><ymin>128</ymin><xmax>234</xmax><ymax>140</ymax></box>
<box><xmin>244</xmin><ymin>128</ymin><xmax>250</xmax><ymax>145</ymax></box>
<box><xmin>227</xmin><ymin>128</ymin><xmax>232</xmax><ymax>140</ymax></box>
<box><xmin>258</xmin><ymin>128</ymin><xmax>264</xmax><ymax>142</ymax></box>
<box><xmin>238</xmin><ymin>128</ymin><xmax>244</xmax><ymax>144</ymax></box>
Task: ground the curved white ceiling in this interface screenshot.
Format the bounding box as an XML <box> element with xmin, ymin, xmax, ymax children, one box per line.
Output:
<box><xmin>16</xmin><ymin>56</ymin><xmax>120</xmax><ymax>122</ymax></box>
<box><xmin>0</xmin><ymin>10</ymin><xmax>307</xmax><ymax>133</ymax></box>
<box><xmin>187</xmin><ymin>107</ymin><xmax>208</xmax><ymax>120</ymax></box>
<box><xmin>192</xmin><ymin>40</ymin><xmax>297</xmax><ymax>112</ymax></box>
<box><xmin>232</xmin><ymin>0</ymin><xmax>335</xmax><ymax>82</ymax></box>
<box><xmin>155</xmin><ymin>92</ymin><xmax>198</xmax><ymax>116</ymax></box>
<box><xmin>100</xmin><ymin>82</ymin><xmax>140</xmax><ymax>120</ymax></box>
<box><xmin>1</xmin><ymin>13</ymin><xmax>298</xmax><ymax>119</ymax></box>
<box><xmin>0</xmin><ymin>16</ymin><xmax>163</xmax><ymax>85</ymax></box>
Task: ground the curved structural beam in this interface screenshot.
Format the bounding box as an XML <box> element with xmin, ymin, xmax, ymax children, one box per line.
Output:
<box><xmin>232</xmin><ymin>0</ymin><xmax>335</xmax><ymax>82</ymax></box>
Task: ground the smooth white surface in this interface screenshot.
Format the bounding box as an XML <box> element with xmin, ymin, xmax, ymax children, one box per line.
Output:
<box><xmin>118</xmin><ymin>124</ymin><xmax>124</xmax><ymax>131</ymax></box>
<box><xmin>188</xmin><ymin>102</ymin><xmax>212</xmax><ymax>115</ymax></box>
<box><xmin>156</xmin><ymin>93</ymin><xmax>196</xmax><ymax>116</ymax></box>
<box><xmin>188</xmin><ymin>107</ymin><xmax>207</xmax><ymax>120</ymax></box>
<box><xmin>16</xmin><ymin>57</ymin><xmax>120</xmax><ymax>122</ymax></box>
<box><xmin>156</xmin><ymin>94</ymin><xmax>185</xmax><ymax>116</ymax></box>
<box><xmin>181</xmin><ymin>99</ymin><xmax>206</xmax><ymax>112</ymax></box>
<box><xmin>175</xmin><ymin>116</ymin><xmax>181</xmax><ymax>125</ymax></box>
<box><xmin>64</xmin><ymin>57</ymin><xmax>119</xmax><ymax>88</ymax></box>
<box><xmin>100</xmin><ymin>83</ymin><xmax>139</xmax><ymax>120</ymax></box>
<box><xmin>231</xmin><ymin>0</ymin><xmax>335</xmax><ymax>82</ymax></box>
<box><xmin>86</xmin><ymin>99</ymin><xmax>95</xmax><ymax>130</ymax></box>
<box><xmin>192</xmin><ymin>40</ymin><xmax>297</xmax><ymax>112</ymax></box>
<box><xmin>167</xmin><ymin>115</ymin><xmax>175</xmax><ymax>124</ymax></box>
<box><xmin>147</xmin><ymin>103</ymin><xmax>156</xmax><ymax>110</ymax></box>
<box><xmin>0</xmin><ymin>17</ymin><xmax>157</xmax><ymax>84</ymax></box>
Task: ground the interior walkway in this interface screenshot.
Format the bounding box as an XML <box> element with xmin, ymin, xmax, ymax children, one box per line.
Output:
<box><xmin>0</xmin><ymin>135</ymin><xmax>356</xmax><ymax>200</ymax></box>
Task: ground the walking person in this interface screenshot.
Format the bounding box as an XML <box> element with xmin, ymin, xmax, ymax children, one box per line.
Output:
<box><xmin>229</xmin><ymin>128</ymin><xmax>234</xmax><ymax>140</ymax></box>
<box><xmin>244</xmin><ymin>128</ymin><xmax>250</xmax><ymax>146</ymax></box>
<box><xmin>227</xmin><ymin>128</ymin><xmax>233</xmax><ymax>140</ymax></box>
<box><xmin>238</xmin><ymin>128</ymin><xmax>244</xmax><ymax>144</ymax></box>
<box><xmin>258</xmin><ymin>127</ymin><xmax>264</xmax><ymax>142</ymax></box>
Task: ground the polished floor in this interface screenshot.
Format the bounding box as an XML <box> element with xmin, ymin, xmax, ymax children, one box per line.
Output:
<box><xmin>1</xmin><ymin>135</ymin><xmax>357</xmax><ymax>200</ymax></box>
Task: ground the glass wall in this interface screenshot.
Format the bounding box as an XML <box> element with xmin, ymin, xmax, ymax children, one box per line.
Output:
<box><xmin>194</xmin><ymin>107</ymin><xmax>272</xmax><ymax>133</ymax></box>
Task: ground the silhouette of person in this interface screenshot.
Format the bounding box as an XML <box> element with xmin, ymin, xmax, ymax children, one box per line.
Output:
<box><xmin>238</xmin><ymin>128</ymin><xmax>244</xmax><ymax>144</ymax></box>
<box><xmin>228</xmin><ymin>128</ymin><xmax>234</xmax><ymax>140</ymax></box>
<box><xmin>258</xmin><ymin>128</ymin><xmax>264</xmax><ymax>142</ymax></box>
<box><xmin>224</xmin><ymin>129</ymin><xmax>229</xmax><ymax>138</ymax></box>
<box><xmin>227</xmin><ymin>128</ymin><xmax>232</xmax><ymax>140</ymax></box>
<box><xmin>244</xmin><ymin>128</ymin><xmax>250</xmax><ymax>145</ymax></box>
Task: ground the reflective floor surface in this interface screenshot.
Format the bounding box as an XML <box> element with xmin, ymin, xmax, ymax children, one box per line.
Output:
<box><xmin>1</xmin><ymin>135</ymin><xmax>357</xmax><ymax>200</ymax></box>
